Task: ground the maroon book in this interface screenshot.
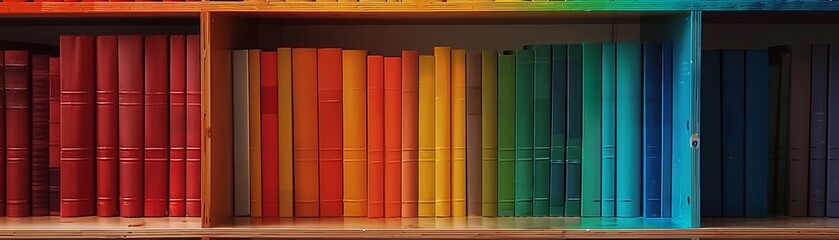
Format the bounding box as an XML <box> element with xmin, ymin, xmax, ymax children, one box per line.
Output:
<box><xmin>118</xmin><ymin>35</ymin><xmax>144</xmax><ymax>217</ymax></box>
<box><xmin>169</xmin><ymin>35</ymin><xmax>187</xmax><ymax>217</ymax></box>
<box><xmin>31</xmin><ymin>54</ymin><xmax>50</xmax><ymax>216</ymax></box>
<box><xmin>6</xmin><ymin>50</ymin><xmax>31</xmax><ymax>217</ymax></box>
<box><xmin>60</xmin><ymin>36</ymin><xmax>96</xmax><ymax>217</ymax></box>
<box><xmin>96</xmin><ymin>35</ymin><xmax>119</xmax><ymax>217</ymax></box>
<box><xmin>49</xmin><ymin>56</ymin><xmax>60</xmax><ymax>216</ymax></box>
<box><xmin>144</xmin><ymin>35</ymin><xmax>170</xmax><ymax>217</ymax></box>
<box><xmin>0</xmin><ymin>51</ymin><xmax>4</xmax><ymax>217</ymax></box>
<box><xmin>185</xmin><ymin>35</ymin><xmax>201</xmax><ymax>217</ymax></box>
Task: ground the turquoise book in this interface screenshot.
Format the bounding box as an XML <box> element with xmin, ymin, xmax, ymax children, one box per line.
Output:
<box><xmin>550</xmin><ymin>45</ymin><xmax>568</xmax><ymax>216</ymax></box>
<box><xmin>565</xmin><ymin>44</ymin><xmax>582</xmax><ymax>217</ymax></box>
<box><xmin>514</xmin><ymin>48</ymin><xmax>534</xmax><ymax>216</ymax></box>
<box><xmin>601</xmin><ymin>43</ymin><xmax>617</xmax><ymax>217</ymax></box>
<box><xmin>497</xmin><ymin>52</ymin><xmax>517</xmax><ymax>217</ymax></box>
<box><xmin>581</xmin><ymin>43</ymin><xmax>602</xmax><ymax>217</ymax></box>
<box><xmin>530</xmin><ymin>45</ymin><xmax>552</xmax><ymax>217</ymax></box>
<box><xmin>616</xmin><ymin>42</ymin><xmax>642</xmax><ymax>217</ymax></box>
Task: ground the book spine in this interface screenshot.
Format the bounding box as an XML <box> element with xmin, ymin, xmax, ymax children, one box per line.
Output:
<box><xmin>434</xmin><ymin>47</ymin><xmax>452</xmax><ymax>217</ymax></box>
<box><xmin>810</xmin><ymin>45</ymin><xmax>828</xmax><ymax>217</ymax></box>
<box><xmin>615</xmin><ymin>42</ymin><xmax>642</xmax><ymax>217</ymax></box>
<box><xmin>466</xmin><ymin>53</ymin><xmax>482</xmax><ymax>216</ymax></box>
<box><xmin>417</xmin><ymin>55</ymin><xmax>435</xmax><ymax>217</ymax></box>
<box><xmin>6</xmin><ymin>50</ymin><xmax>31</xmax><ymax>217</ymax></box>
<box><xmin>532</xmin><ymin>45</ymin><xmax>551</xmax><ymax>217</ymax></box>
<box><xmin>721</xmin><ymin>49</ymin><xmax>745</xmax><ymax>217</ymax></box>
<box><xmin>789</xmin><ymin>44</ymin><xmax>812</xmax><ymax>217</ymax></box>
<box><xmin>261</xmin><ymin>51</ymin><xmax>279</xmax><ymax>217</ymax></box>
<box><xmin>828</xmin><ymin>44</ymin><xmax>839</xmax><ymax>217</ymax></box>
<box><xmin>278</xmin><ymin>48</ymin><xmax>294</xmax><ymax>218</ymax></box>
<box><xmin>248</xmin><ymin>49</ymin><xmax>263</xmax><ymax>218</ymax></box>
<box><xmin>581</xmin><ymin>43</ymin><xmax>603</xmax><ymax>217</ymax></box>
<box><xmin>643</xmin><ymin>42</ymin><xmax>662</xmax><ymax>218</ymax></box>
<box><xmin>481</xmin><ymin>50</ymin><xmax>498</xmax><ymax>217</ymax></box>
<box><xmin>96</xmin><ymin>36</ymin><xmax>119</xmax><ymax>217</ymax></box>
<box><xmin>550</xmin><ymin>45</ymin><xmax>567</xmax><ymax>217</ymax></box>
<box><xmin>232</xmin><ymin>50</ymin><xmax>251</xmax><ymax>217</ymax></box>
<box><xmin>368</xmin><ymin>55</ymin><xmax>385</xmax><ymax>218</ymax></box>
<box><xmin>401</xmin><ymin>50</ymin><xmax>419</xmax><ymax>217</ymax></box>
<box><xmin>514</xmin><ymin>48</ymin><xmax>534</xmax><ymax>217</ymax></box>
<box><xmin>745</xmin><ymin>49</ymin><xmax>770</xmax><ymax>217</ymax></box>
<box><xmin>168</xmin><ymin>35</ymin><xmax>186</xmax><ymax>217</ymax></box>
<box><xmin>317</xmin><ymin>48</ymin><xmax>343</xmax><ymax>217</ymax></box>
<box><xmin>497</xmin><ymin>52</ymin><xmax>516</xmax><ymax>217</ymax></box>
<box><xmin>565</xmin><ymin>44</ymin><xmax>582</xmax><ymax>217</ymax></box>
<box><xmin>661</xmin><ymin>42</ymin><xmax>673</xmax><ymax>217</ymax></box>
<box><xmin>32</xmin><ymin>54</ymin><xmax>51</xmax><ymax>216</ymax></box>
<box><xmin>776</xmin><ymin>46</ymin><xmax>793</xmax><ymax>215</ymax></box>
<box><xmin>451</xmin><ymin>49</ymin><xmax>467</xmax><ymax>217</ymax></box>
<box><xmin>144</xmin><ymin>35</ymin><xmax>169</xmax><ymax>217</ymax></box>
<box><xmin>292</xmin><ymin>48</ymin><xmax>319</xmax><ymax>217</ymax></box>
<box><xmin>343</xmin><ymin>49</ymin><xmax>368</xmax><ymax>217</ymax></box>
<box><xmin>601</xmin><ymin>43</ymin><xmax>616</xmax><ymax>217</ymax></box>
<box><xmin>118</xmin><ymin>35</ymin><xmax>145</xmax><ymax>218</ymax></box>
<box><xmin>60</xmin><ymin>36</ymin><xmax>97</xmax><ymax>217</ymax></box>
<box><xmin>185</xmin><ymin>35</ymin><xmax>201</xmax><ymax>217</ymax></box>
<box><xmin>49</xmin><ymin>57</ymin><xmax>60</xmax><ymax>216</ymax></box>
<box><xmin>384</xmin><ymin>56</ymin><xmax>402</xmax><ymax>218</ymax></box>
<box><xmin>700</xmin><ymin>50</ymin><xmax>723</xmax><ymax>217</ymax></box>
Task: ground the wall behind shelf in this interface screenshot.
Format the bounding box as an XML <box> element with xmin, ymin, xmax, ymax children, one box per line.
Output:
<box><xmin>703</xmin><ymin>23</ymin><xmax>839</xmax><ymax>49</ymax></box>
<box><xmin>0</xmin><ymin>22</ymin><xmax>199</xmax><ymax>47</ymax></box>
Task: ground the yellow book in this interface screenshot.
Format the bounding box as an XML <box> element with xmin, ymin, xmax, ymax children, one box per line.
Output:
<box><xmin>451</xmin><ymin>49</ymin><xmax>466</xmax><ymax>217</ymax></box>
<box><xmin>277</xmin><ymin>48</ymin><xmax>294</xmax><ymax>217</ymax></box>
<box><xmin>481</xmin><ymin>50</ymin><xmax>499</xmax><ymax>216</ymax></box>
<box><xmin>343</xmin><ymin>49</ymin><xmax>369</xmax><ymax>217</ymax></box>
<box><xmin>418</xmin><ymin>55</ymin><xmax>436</xmax><ymax>217</ymax></box>
<box><xmin>434</xmin><ymin>46</ymin><xmax>452</xmax><ymax>217</ymax></box>
<box><xmin>248</xmin><ymin>49</ymin><xmax>263</xmax><ymax>218</ymax></box>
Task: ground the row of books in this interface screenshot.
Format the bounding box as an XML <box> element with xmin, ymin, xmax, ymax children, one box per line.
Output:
<box><xmin>233</xmin><ymin>42</ymin><xmax>675</xmax><ymax>218</ymax></box>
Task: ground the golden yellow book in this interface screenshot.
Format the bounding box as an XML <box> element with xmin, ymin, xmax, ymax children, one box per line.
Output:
<box><xmin>248</xmin><ymin>49</ymin><xmax>263</xmax><ymax>218</ymax></box>
<box><xmin>343</xmin><ymin>49</ymin><xmax>369</xmax><ymax>217</ymax></box>
<box><xmin>434</xmin><ymin>46</ymin><xmax>452</xmax><ymax>217</ymax></box>
<box><xmin>277</xmin><ymin>48</ymin><xmax>294</xmax><ymax>217</ymax></box>
<box><xmin>481</xmin><ymin>50</ymin><xmax>499</xmax><ymax>217</ymax></box>
<box><xmin>451</xmin><ymin>49</ymin><xmax>467</xmax><ymax>217</ymax></box>
<box><xmin>418</xmin><ymin>55</ymin><xmax>436</xmax><ymax>217</ymax></box>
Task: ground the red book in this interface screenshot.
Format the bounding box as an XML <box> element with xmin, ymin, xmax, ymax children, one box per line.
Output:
<box><xmin>384</xmin><ymin>56</ymin><xmax>402</xmax><ymax>218</ymax></box>
<box><xmin>144</xmin><ymin>35</ymin><xmax>169</xmax><ymax>217</ymax></box>
<box><xmin>0</xmin><ymin>51</ymin><xmax>4</xmax><ymax>217</ymax></box>
<box><xmin>6</xmin><ymin>50</ymin><xmax>31</xmax><ymax>217</ymax></box>
<box><xmin>32</xmin><ymin>54</ymin><xmax>51</xmax><ymax>216</ymax></box>
<box><xmin>60</xmin><ymin>36</ymin><xmax>96</xmax><ymax>217</ymax></box>
<box><xmin>118</xmin><ymin>35</ymin><xmax>144</xmax><ymax>217</ymax></box>
<box><xmin>261</xmin><ymin>51</ymin><xmax>280</xmax><ymax>217</ymax></box>
<box><xmin>49</xmin><ymin>57</ymin><xmax>60</xmax><ymax>216</ymax></box>
<box><xmin>317</xmin><ymin>48</ymin><xmax>343</xmax><ymax>217</ymax></box>
<box><xmin>185</xmin><ymin>35</ymin><xmax>201</xmax><ymax>217</ymax></box>
<box><xmin>96</xmin><ymin>35</ymin><xmax>119</xmax><ymax>217</ymax></box>
<box><xmin>367</xmin><ymin>55</ymin><xmax>385</xmax><ymax>218</ymax></box>
<box><xmin>401</xmin><ymin>50</ymin><xmax>419</xmax><ymax>217</ymax></box>
<box><xmin>169</xmin><ymin>35</ymin><xmax>187</xmax><ymax>217</ymax></box>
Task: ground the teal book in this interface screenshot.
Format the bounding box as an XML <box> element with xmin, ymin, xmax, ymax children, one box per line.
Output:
<box><xmin>616</xmin><ymin>42</ymin><xmax>642</xmax><ymax>217</ymax></box>
<box><xmin>581</xmin><ymin>43</ymin><xmax>602</xmax><ymax>217</ymax></box>
<box><xmin>514</xmin><ymin>48</ymin><xmax>534</xmax><ymax>217</ymax></box>
<box><xmin>550</xmin><ymin>45</ymin><xmax>568</xmax><ymax>216</ymax></box>
<box><xmin>530</xmin><ymin>45</ymin><xmax>552</xmax><ymax>217</ymax></box>
<box><xmin>565</xmin><ymin>44</ymin><xmax>582</xmax><ymax>217</ymax></box>
<box><xmin>497</xmin><ymin>52</ymin><xmax>517</xmax><ymax>217</ymax></box>
<box><xmin>601</xmin><ymin>43</ymin><xmax>617</xmax><ymax>217</ymax></box>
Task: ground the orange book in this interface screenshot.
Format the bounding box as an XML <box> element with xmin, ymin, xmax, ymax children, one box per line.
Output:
<box><xmin>384</xmin><ymin>56</ymin><xmax>402</xmax><ymax>218</ymax></box>
<box><xmin>367</xmin><ymin>55</ymin><xmax>385</xmax><ymax>218</ymax></box>
<box><xmin>277</xmin><ymin>48</ymin><xmax>294</xmax><ymax>217</ymax></box>
<box><xmin>451</xmin><ymin>49</ymin><xmax>467</xmax><ymax>217</ymax></box>
<box><xmin>318</xmin><ymin>48</ymin><xmax>343</xmax><ymax>217</ymax></box>
<box><xmin>401</xmin><ymin>50</ymin><xmax>419</xmax><ymax>217</ymax></box>
<box><xmin>293</xmin><ymin>48</ymin><xmax>320</xmax><ymax>217</ymax></box>
<box><xmin>434</xmin><ymin>47</ymin><xmax>452</xmax><ymax>217</ymax></box>
<box><xmin>248</xmin><ymin>50</ymin><xmax>263</xmax><ymax>218</ymax></box>
<box><xmin>343</xmin><ymin>49</ymin><xmax>368</xmax><ymax>217</ymax></box>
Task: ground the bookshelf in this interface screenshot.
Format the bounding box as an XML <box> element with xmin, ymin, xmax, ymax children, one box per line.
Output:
<box><xmin>0</xmin><ymin>1</ymin><xmax>836</xmax><ymax>239</ymax></box>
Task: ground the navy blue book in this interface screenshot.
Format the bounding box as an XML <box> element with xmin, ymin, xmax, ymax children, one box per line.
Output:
<box><xmin>550</xmin><ymin>44</ymin><xmax>568</xmax><ymax>217</ymax></box>
<box><xmin>810</xmin><ymin>44</ymin><xmax>829</xmax><ymax>217</ymax></box>
<box><xmin>660</xmin><ymin>42</ymin><xmax>673</xmax><ymax>217</ymax></box>
<box><xmin>828</xmin><ymin>44</ymin><xmax>839</xmax><ymax>217</ymax></box>
<box><xmin>700</xmin><ymin>50</ymin><xmax>722</xmax><ymax>217</ymax></box>
<box><xmin>642</xmin><ymin>42</ymin><xmax>662</xmax><ymax>218</ymax></box>
<box><xmin>745</xmin><ymin>49</ymin><xmax>770</xmax><ymax>217</ymax></box>
<box><xmin>565</xmin><ymin>44</ymin><xmax>582</xmax><ymax>217</ymax></box>
<box><xmin>722</xmin><ymin>50</ymin><xmax>745</xmax><ymax>217</ymax></box>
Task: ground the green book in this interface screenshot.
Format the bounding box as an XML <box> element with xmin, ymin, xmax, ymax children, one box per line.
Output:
<box><xmin>550</xmin><ymin>45</ymin><xmax>568</xmax><ymax>216</ymax></box>
<box><xmin>581</xmin><ymin>43</ymin><xmax>602</xmax><ymax>217</ymax></box>
<box><xmin>481</xmin><ymin>50</ymin><xmax>499</xmax><ymax>217</ymax></box>
<box><xmin>497</xmin><ymin>52</ymin><xmax>517</xmax><ymax>217</ymax></box>
<box><xmin>530</xmin><ymin>45</ymin><xmax>552</xmax><ymax>217</ymax></box>
<box><xmin>515</xmin><ymin>48</ymin><xmax>534</xmax><ymax>216</ymax></box>
<box><xmin>565</xmin><ymin>44</ymin><xmax>582</xmax><ymax>217</ymax></box>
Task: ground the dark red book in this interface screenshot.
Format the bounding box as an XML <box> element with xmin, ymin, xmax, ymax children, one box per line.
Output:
<box><xmin>118</xmin><ymin>35</ymin><xmax>144</xmax><ymax>217</ymax></box>
<box><xmin>60</xmin><ymin>36</ymin><xmax>96</xmax><ymax>217</ymax></box>
<box><xmin>144</xmin><ymin>35</ymin><xmax>170</xmax><ymax>217</ymax></box>
<box><xmin>96</xmin><ymin>35</ymin><xmax>119</xmax><ymax>217</ymax></box>
<box><xmin>31</xmin><ymin>54</ymin><xmax>50</xmax><ymax>216</ymax></box>
<box><xmin>261</xmin><ymin>51</ymin><xmax>280</xmax><ymax>217</ymax></box>
<box><xmin>0</xmin><ymin>51</ymin><xmax>5</xmax><ymax>217</ymax></box>
<box><xmin>367</xmin><ymin>55</ymin><xmax>385</xmax><ymax>218</ymax></box>
<box><xmin>6</xmin><ymin>50</ymin><xmax>30</xmax><ymax>217</ymax></box>
<box><xmin>185</xmin><ymin>35</ymin><xmax>201</xmax><ymax>217</ymax></box>
<box><xmin>169</xmin><ymin>35</ymin><xmax>187</xmax><ymax>217</ymax></box>
<box><xmin>317</xmin><ymin>48</ymin><xmax>343</xmax><ymax>217</ymax></box>
<box><xmin>49</xmin><ymin>56</ymin><xmax>60</xmax><ymax>216</ymax></box>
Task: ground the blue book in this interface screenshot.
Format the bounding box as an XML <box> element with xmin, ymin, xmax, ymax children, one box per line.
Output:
<box><xmin>660</xmin><ymin>42</ymin><xmax>673</xmax><ymax>217</ymax></box>
<box><xmin>565</xmin><ymin>44</ymin><xmax>583</xmax><ymax>217</ymax></box>
<box><xmin>601</xmin><ymin>43</ymin><xmax>617</xmax><ymax>217</ymax></box>
<box><xmin>643</xmin><ymin>42</ymin><xmax>663</xmax><ymax>218</ymax></box>
<box><xmin>615</xmin><ymin>42</ymin><xmax>642</xmax><ymax>217</ymax></box>
<box><xmin>700</xmin><ymin>50</ymin><xmax>722</xmax><ymax>217</ymax></box>
<box><xmin>810</xmin><ymin>45</ymin><xmax>829</xmax><ymax>217</ymax></box>
<box><xmin>828</xmin><ymin>44</ymin><xmax>839</xmax><ymax>217</ymax></box>
<box><xmin>550</xmin><ymin>44</ymin><xmax>568</xmax><ymax>217</ymax></box>
<box><xmin>745</xmin><ymin>49</ymin><xmax>770</xmax><ymax>217</ymax></box>
<box><xmin>722</xmin><ymin>50</ymin><xmax>745</xmax><ymax>217</ymax></box>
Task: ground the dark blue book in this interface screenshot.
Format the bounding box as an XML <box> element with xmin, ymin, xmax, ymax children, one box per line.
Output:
<box><xmin>810</xmin><ymin>45</ymin><xmax>829</xmax><ymax>217</ymax></box>
<box><xmin>565</xmin><ymin>44</ymin><xmax>582</xmax><ymax>217</ymax></box>
<box><xmin>827</xmin><ymin>44</ymin><xmax>839</xmax><ymax>217</ymax></box>
<box><xmin>700</xmin><ymin>50</ymin><xmax>722</xmax><ymax>217</ymax></box>
<box><xmin>745</xmin><ymin>49</ymin><xmax>770</xmax><ymax>217</ymax></box>
<box><xmin>550</xmin><ymin>44</ymin><xmax>568</xmax><ymax>217</ymax></box>
<box><xmin>601</xmin><ymin>42</ymin><xmax>617</xmax><ymax>217</ymax></box>
<box><xmin>722</xmin><ymin>49</ymin><xmax>745</xmax><ymax>217</ymax></box>
<box><xmin>643</xmin><ymin>42</ymin><xmax>663</xmax><ymax>218</ymax></box>
<box><xmin>661</xmin><ymin>42</ymin><xmax>673</xmax><ymax>217</ymax></box>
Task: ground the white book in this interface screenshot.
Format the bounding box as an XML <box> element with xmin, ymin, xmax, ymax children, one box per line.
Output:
<box><xmin>233</xmin><ymin>50</ymin><xmax>251</xmax><ymax>217</ymax></box>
